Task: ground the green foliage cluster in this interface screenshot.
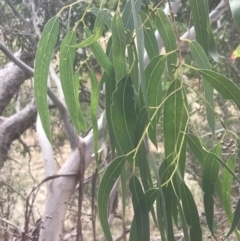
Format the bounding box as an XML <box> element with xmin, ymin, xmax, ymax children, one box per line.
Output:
<box><xmin>34</xmin><ymin>0</ymin><xmax>240</xmax><ymax>240</ymax></box>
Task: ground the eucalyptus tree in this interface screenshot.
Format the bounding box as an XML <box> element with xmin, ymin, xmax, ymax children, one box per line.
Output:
<box><xmin>1</xmin><ymin>0</ymin><xmax>240</xmax><ymax>241</ymax></box>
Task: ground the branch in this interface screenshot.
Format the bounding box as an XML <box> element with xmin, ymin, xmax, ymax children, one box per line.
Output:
<box><xmin>0</xmin><ymin>41</ymin><xmax>79</xmax><ymax>149</ymax></box>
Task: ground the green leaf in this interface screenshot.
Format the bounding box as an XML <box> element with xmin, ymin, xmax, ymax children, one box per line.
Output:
<box><xmin>98</xmin><ymin>156</ymin><xmax>126</xmax><ymax>241</ymax></box>
<box><xmin>85</xmin><ymin>28</ymin><xmax>113</xmax><ymax>75</ymax></box>
<box><xmin>89</xmin><ymin>69</ymin><xmax>100</xmax><ymax>167</ymax></box>
<box><xmin>155</xmin><ymin>9</ymin><xmax>178</xmax><ymax>75</ymax></box>
<box><xmin>202</xmin><ymin>145</ymin><xmax>221</xmax><ymax>195</ymax></box>
<box><xmin>129</xmin><ymin>175</ymin><xmax>150</xmax><ymax>241</ymax></box>
<box><xmin>189</xmin><ymin>0</ymin><xmax>208</xmax><ymax>52</ymax></box>
<box><xmin>181</xmin><ymin>182</ymin><xmax>202</xmax><ymax>241</ymax></box>
<box><xmin>111</xmin><ymin>76</ymin><xmax>137</xmax><ymax>157</ymax></box>
<box><xmin>60</xmin><ymin>30</ymin><xmax>87</xmax><ymax>133</ymax></box>
<box><xmin>34</xmin><ymin>16</ymin><xmax>59</xmax><ymax>142</ymax></box>
<box><xmin>127</xmin><ymin>41</ymin><xmax>139</xmax><ymax>97</ymax></box>
<box><xmin>112</xmin><ymin>12</ymin><xmax>126</xmax><ymax>81</ymax></box>
<box><xmin>226</xmin><ymin>199</ymin><xmax>240</xmax><ymax>239</ymax></box>
<box><xmin>204</xmin><ymin>194</ymin><xmax>215</xmax><ymax>238</ymax></box>
<box><xmin>229</xmin><ymin>0</ymin><xmax>240</xmax><ymax>32</ymax></box>
<box><xmin>131</xmin><ymin>1</ymin><xmax>146</xmax><ymax>104</ymax></box>
<box><xmin>140</xmin><ymin>11</ymin><xmax>159</xmax><ymax>60</ymax></box>
<box><xmin>199</xmin><ymin>69</ymin><xmax>240</xmax><ymax>110</ymax></box>
<box><xmin>88</xmin><ymin>7</ymin><xmax>112</xmax><ymax>29</ymax></box>
<box><xmin>145</xmin><ymin>55</ymin><xmax>165</xmax><ymax>147</ymax></box>
<box><xmin>186</xmin><ymin>133</ymin><xmax>208</xmax><ymax>165</ymax></box>
<box><xmin>122</xmin><ymin>0</ymin><xmax>141</xmax><ymax>32</ymax></box>
<box><xmin>72</xmin><ymin>10</ymin><xmax>104</xmax><ymax>48</ymax></box>
<box><xmin>163</xmin><ymin>79</ymin><xmax>188</xmax><ymax>177</ymax></box>
<box><xmin>190</xmin><ymin>41</ymin><xmax>215</xmax><ymax>136</ymax></box>
<box><xmin>129</xmin><ymin>188</ymin><xmax>157</xmax><ymax>241</ymax></box>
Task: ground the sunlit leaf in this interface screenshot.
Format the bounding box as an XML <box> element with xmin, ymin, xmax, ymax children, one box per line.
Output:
<box><xmin>155</xmin><ymin>9</ymin><xmax>177</xmax><ymax>75</ymax></box>
<box><xmin>60</xmin><ymin>30</ymin><xmax>87</xmax><ymax>133</ymax></box>
<box><xmin>89</xmin><ymin>69</ymin><xmax>100</xmax><ymax>167</ymax></box>
<box><xmin>34</xmin><ymin>16</ymin><xmax>59</xmax><ymax>142</ymax></box>
<box><xmin>129</xmin><ymin>175</ymin><xmax>150</xmax><ymax>241</ymax></box>
<box><xmin>98</xmin><ymin>156</ymin><xmax>126</xmax><ymax>241</ymax></box>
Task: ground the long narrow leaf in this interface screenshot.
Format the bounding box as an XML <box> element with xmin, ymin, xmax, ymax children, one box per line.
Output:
<box><xmin>60</xmin><ymin>31</ymin><xmax>87</xmax><ymax>133</ymax></box>
<box><xmin>229</xmin><ymin>0</ymin><xmax>240</xmax><ymax>32</ymax></box>
<box><xmin>34</xmin><ymin>16</ymin><xmax>59</xmax><ymax>142</ymax></box>
<box><xmin>98</xmin><ymin>156</ymin><xmax>126</xmax><ymax>241</ymax></box>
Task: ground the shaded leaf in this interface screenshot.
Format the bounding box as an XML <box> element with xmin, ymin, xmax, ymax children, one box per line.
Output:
<box><xmin>204</xmin><ymin>194</ymin><xmax>215</xmax><ymax>238</ymax></box>
<box><xmin>145</xmin><ymin>55</ymin><xmax>165</xmax><ymax>147</ymax></box>
<box><xmin>85</xmin><ymin>28</ymin><xmax>113</xmax><ymax>75</ymax></box>
<box><xmin>140</xmin><ymin>11</ymin><xmax>159</xmax><ymax>60</ymax></box>
<box><xmin>190</xmin><ymin>41</ymin><xmax>215</xmax><ymax>135</ymax></box>
<box><xmin>111</xmin><ymin>76</ymin><xmax>137</xmax><ymax>158</ymax></box>
<box><xmin>226</xmin><ymin>199</ymin><xmax>240</xmax><ymax>239</ymax></box>
<box><xmin>60</xmin><ymin>30</ymin><xmax>87</xmax><ymax>133</ymax></box>
<box><xmin>98</xmin><ymin>156</ymin><xmax>126</xmax><ymax>241</ymax></box>
<box><xmin>88</xmin><ymin>7</ymin><xmax>112</xmax><ymax>29</ymax></box>
<box><xmin>112</xmin><ymin>12</ymin><xmax>126</xmax><ymax>81</ymax></box>
<box><xmin>34</xmin><ymin>16</ymin><xmax>59</xmax><ymax>142</ymax></box>
<box><xmin>229</xmin><ymin>0</ymin><xmax>240</xmax><ymax>32</ymax></box>
<box><xmin>189</xmin><ymin>0</ymin><xmax>208</xmax><ymax>52</ymax></box>
<box><xmin>122</xmin><ymin>0</ymin><xmax>141</xmax><ymax>32</ymax></box>
<box><xmin>181</xmin><ymin>182</ymin><xmax>202</xmax><ymax>241</ymax></box>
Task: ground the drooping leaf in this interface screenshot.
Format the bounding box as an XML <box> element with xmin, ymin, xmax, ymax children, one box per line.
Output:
<box><xmin>60</xmin><ymin>30</ymin><xmax>87</xmax><ymax>133</ymax></box>
<box><xmin>98</xmin><ymin>156</ymin><xmax>126</xmax><ymax>241</ymax></box>
<box><xmin>112</xmin><ymin>12</ymin><xmax>126</xmax><ymax>81</ymax></box>
<box><xmin>127</xmin><ymin>41</ymin><xmax>139</xmax><ymax>98</ymax></box>
<box><xmin>134</xmin><ymin>107</ymin><xmax>153</xmax><ymax>189</ymax></box>
<box><xmin>34</xmin><ymin>16</ymin><xmax>59</xmax><ymax>142</ymax></box>
<box><xmin>129</xmin><ymin>188</ymin><xmax>157</xmax><ymax>241</ymax></box>
<box><xmin>199</xmin><ymin>69</ymin><xmax>240</xmax><ymax>110</ymax></box>
<box><xmin>202</xmin><ymin>145</ymin><xmax>221</xmax><ymax>195</ymax></box>
<box><xmin>186</xmin><ymin>133</ymin><xmax>208</xmax><ymax>165</ymax></box>
<box><xmin>204</xmin><ymin>193</ymin><xmax>215</xmax><ymax>238</ymax></box>
<box><xmin>122</xmin><ymin>0</ymin><xmax>141</xmax><ymax>32</ymax></box>
<box><xmin>140</xmin><ymin>11</ymin><xmax>159</xmax><ymax>61</ymax></box>
<box><xmin>131</xmin><ymin>1</ymin><xmax>146</xmax><ymax>104</ymax></box>
<box><xmin>89</xmin><ymin>69</ymin><xmax>100</xmax><ymax>167</ymax></box>
<box><xmin>190</xmin><ymin>41</ymin><xmax>215</xmax><ymax>136</ymax></box>
<box><xmin>88</xmin><ymin>7</ymin><xmax>112</xmax><ymax>29</ymax></box>
<box><xmin>155</xmin><ymin>8</ymin><xmax>178</xmax><ymax>75</ymax></box>
<box><xmin>163</xmin><ymin>79</ymin><xmax>188</xmax><ymax>177</ymax></box>
<box><xmin>145</xmin><ymin>55</ymin><xmax>165</xmax><ymax>147</ymax></box>
<box><xmin>72</xmin><ymin>10</ymin><xmax>104</xmax><ymax>48</ymax></box>
<box><xmin>85</xmin><ymin>28</ymin><xmax>113</xmax><ymax>75</ymax></box>
<box><xmin>229</xmin><ymin>0</ymin><xmax>240</xmax><ymax>32</ymax></box>
<box><xmin>225</xmin><ymin>199</ymin><xmax>240</xmax><ymax>239</ymax></box>
<box><xmin>181</xmin><ymin>182</ymin><xmax>202</xmax><ymax>241</ymax></box>
<box><xmin>189</xmin><ymin>0</ymin><xmax>208</xmax><ymax>53</ymax></box>
<box><xmin>111</xmin><ymin>76</ymin><xmax>137</xmax><ymax>158</ymax></box>
<box><xmin>220</xmin><ymin>155</ymin><xmax>236</xmax><ymax>231</ymax></box>
<box><xmin>129</xmin><ymin>175</ymin><xmax>150</xmax><ymax>241</ymax></box>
